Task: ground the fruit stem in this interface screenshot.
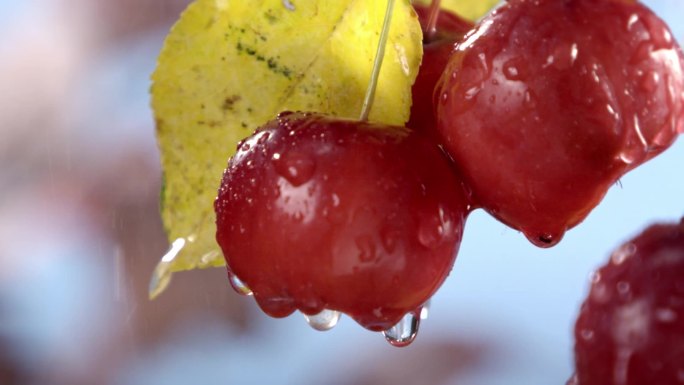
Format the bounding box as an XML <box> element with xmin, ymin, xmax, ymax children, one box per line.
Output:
<box><xmin>425</xmin><ymin>0</ymin><xmax>442</xmax><ymax>43</ymax></box>
<box><xmin>360</xmin><ymin>0</ymin><xmax>396</xmax><ymax>122</ymax></box>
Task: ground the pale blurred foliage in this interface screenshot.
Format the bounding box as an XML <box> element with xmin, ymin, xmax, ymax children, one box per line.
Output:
<box><xmin>0</xmin><ymin>1</ymin><xmax>249</xmax><ymax>384</ymax></box>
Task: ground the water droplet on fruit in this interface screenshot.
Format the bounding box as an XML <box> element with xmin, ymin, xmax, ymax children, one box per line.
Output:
<box><xmin>502</xmin><ymin>56</ymin><xmax>528</xmax><ymax>81</ymax></box>
<box><xmin>655</xmin><ymin>308</ymin><xmax>677</xmax><ymax>323</ymax></box>
<box><xmin>616</xmin><ymin>281</ymin><xmax>631</xmax><ymax>298</ymax></box>
<box><xmin>380</xmin><ymin>226</ymin><xmax>398</xmax><ymax>254</ymax></box>
<box><xmin>627</xmin><ymin>14</ymin><xmax>639</xmax><ymax>31</ymax></box>
<box><xmin>580</xmin><ymin>329</ymin><xmax>595</xmax><ymax>342</ymax></box>
<box><xmin>591</xmin><ymin>282</ymin><xmax>611</xmax><ymax>304</ymax></box>
<box><xmin>303</xmin><ymin>309</ymin><xmax>341</xmax><ymax>331</ymax></box>
<box><xmin>525</xmin><ymin>231</ymin><xmax>561</xmax><ymax>248</ymax></box>
<box><xmin>355</xmin><ymin>235</ymin><xmax>377</xmax><ymax>262</ymax></box>
<box><xmin>631</xmin><ymin>41</ymin><xmax>653</xmax><ymax>64</ymax></box>
<box><xmin>464</xmin><ymin>86</ymin><xmax>481</xmax><ymax>100</ymax></box>
<box><xmin>611</xmin><ymin>243</ymin><xmax>636</xmax><ymax>265</ymax></box>
<box><xmin>550</xmin><ymin>42</ymin><xmax>578</xmax><ymax>70</ymax></box>
<box><xmin>504</xmin><ymin>65</ymin><xmax>519</xmax><ymax>80</ymax></box>
<box><xmin>639</xmin><ymin>71</ymin><xmax>660</xmax><ymax>93</ymax></box>
<box><xmin>383</xmin><ymin>311</ymin><xmax>420</xmax><ymax>347</ymax></box>
<box><xmin>618</xmin><ymin>151</ymin><xmax>635</xmax><ymax>165</ymax></box>
<box><xmin>228</xmin><ymin>271</ymin><xmax>253</xmax><ymax>296</ymax></box>
<box><xmin>257</xmin><ymin>131</ymin><xmax>271</xmax><ymax>144</ymax></box>
<box><xmin>418</xmin><ymin>213</ymin><xmax>445</xmax><ymax>249</ymax></box>
<box><xmin>273</xmin><ymin>150</ymin><xmax>316</xmax><ymax>187</ymax></box>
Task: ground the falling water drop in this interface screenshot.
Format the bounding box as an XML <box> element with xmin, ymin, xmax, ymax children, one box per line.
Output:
<box><xmin>383</xmin><ymin>311</ymin><xmax>420</xmax><ymax>347</ymax></box>
<box><xmin>228</xmin><ymin>271</ymin><xmax>253</xmax><ymax>296</ymax></box>
<box><xmin>149</xmin><ymin>238</ymin><xmax>186</xmax><ymax>299</ymax></box>
<box><xmin>303</xmin><ymin>309</ymin><xmax>341</xmax><ymax>331</ymax></box>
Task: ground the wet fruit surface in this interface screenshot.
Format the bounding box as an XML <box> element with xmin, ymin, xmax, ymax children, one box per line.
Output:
<box><xmin>571</xmin><ymin>218</ymin><xmax>684</xmax><ymax>385</ymax></box>
<box><xmin>214</xmin><ymin>112</ymin><xmax>470</xmax><ymax>331</ymax></box>
<box><xmin>436</xmin><ymin>0</ymin><xmax>684</xmax><ymax>247</ymax></box>
<box><xmin>413</xmin><ymin>3</ymin><xmax>474</xmax><ymax>43</ymax></box>
<box><xmin>408</xmin><ymin>4</ymin><xmax>473</xmax><ymax>136</ymax></box>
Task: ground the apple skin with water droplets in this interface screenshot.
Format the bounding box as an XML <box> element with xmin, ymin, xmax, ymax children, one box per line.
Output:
<box><xmin>214</xmin><ymin>112</ymin><xmax>471</xmax><ymax>331</ymax></box>
<box><xmin>570</xmin><ymin>218</ymin><xmax>684</xmax><ymax>385</ymax></box>
<box><xmin>435</xmin><ymin>0</ymin><xmax>684</xmax><ymax>247</ymax></box>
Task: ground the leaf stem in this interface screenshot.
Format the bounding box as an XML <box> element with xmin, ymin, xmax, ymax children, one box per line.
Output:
<box><xmin>360</xmin><ymin>0</ymin><xmax>396</xmax><ymax>122</ymax></box>
<box><xmin>425</xmin><ymin>0</ymin><xmax>442</xmax><ymax>43</ymax></box>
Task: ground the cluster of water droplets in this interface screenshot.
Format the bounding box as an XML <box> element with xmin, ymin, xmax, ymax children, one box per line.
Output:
<box><xmin>225</xmin><ymin>269</ymin><xmax>429</xmax><ymax>347</ymax></box>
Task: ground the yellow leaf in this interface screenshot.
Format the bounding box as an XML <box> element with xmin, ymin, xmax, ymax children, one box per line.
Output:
<box><xmin>413</xmin><ymin>0</ymin><xmax>500</xmax><ymax>21</ymax></box>
<box><xmin>149</xmin><ymin>0</ymin><xmax>422</xmax><ymax>298</ymax></box>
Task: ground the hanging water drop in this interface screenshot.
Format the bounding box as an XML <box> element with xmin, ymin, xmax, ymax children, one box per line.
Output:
<box><xmin>524</xmin><ymin>231</ymin><xmax>562</xmax><ymax>248</ymax></box>
<box><xmin>383</xmin><ymin>311</ymin><xmax>420</xmax><ymax>347</ymax></box>
<box><xmin>228</xmin><ymin>271</ymin><xmax>253</xmax><ymax>296</ymax></box>
<box><xmin>303</xmin><ymin>309</ymin><xmax>341</xmax><ymax>331</ymax></box>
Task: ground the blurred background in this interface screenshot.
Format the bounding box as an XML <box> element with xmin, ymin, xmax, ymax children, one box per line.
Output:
<box><xmin>0</xmin><ymin>1</ymin><xmax>682</xmax><ymax>384</ymax></box>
